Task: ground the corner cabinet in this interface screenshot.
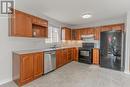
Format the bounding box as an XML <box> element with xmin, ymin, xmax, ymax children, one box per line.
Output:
<box><xmin>13</xmin><ymin>52</ymin><xmax>44</xmax><ymax>86</ymax></box>
<box><xmin>56</xmin><ymin>48</ymin><xmax>78</xmax><ymax>69</ymax></box>
<box><xmin>9</xmin><ymin>10</ymin><xmax>48</xmax><ymax>38</ymax></box>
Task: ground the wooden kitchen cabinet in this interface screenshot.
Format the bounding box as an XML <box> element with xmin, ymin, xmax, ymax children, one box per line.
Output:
<box><xmin>32</xmin><ymin>16</ymin><xmax>48</xmax><ymax>38</ymax></box>
<box><xmin>62</xmin><ymin>27</ymin><xmax>72</xmax><ymax>40</ymax></box>
<box><xmin>94</xmin><ymin>27</ymin><xmax>101</xmax><ymax>40</ymax></box>
<box><xmin>56</xmin><ymin>49</ymin><xmax>63</xmax><ymax>68</ymax></box>
<box><xmin>111</xmin><ymin>24</ymin><xmax>124</xmax><ymax>31</ymax></box>
<box><xmin>76</xmin><ymin>29</ymin><xmax>81</xmax><ymax>40</ymax></box>
<box><xmin>71</xmin><ymin>23</ymin><xmax>124</xmax><ymax>40</ymax></box>
<box><xmin>32</xmin><ymin>16</ymin><xmax>48</xmax><ymax>27</ymax></box>
<box><xmin>56</xmin><ymin>48</ymin><xmax>74</xmax><ymax>68</ymax></box>
<box><xmin>73</xmin><ymin>48</ymin><xmax>79</xmax><ymax>61</ymax></box>
<box><xmin>9</xmin><ymin>9</ymin><xmax>48</xmax><ymax>38</ymax></box>
<box><xmin>62</xmin><ymin>49</ymin><xmax>68</xmax><ymax>64</ymax></box>
<box><xmin>72</xmin><ymin>29</ymin><xmax>76</xmax><ymax>40</ymax></box>
<box><xmin>72</xmin><ymin>28</ymin><xmax>95</xmax><ymax>40</ymax></box>
<box><xmin>10</xmin><ymin>10</ymin><xmax>32</xmax><ymax>37</ymax></box>
<box><xmin>13</xmin><ymin>52</ymin><xmax>44</xmax><ymax>86</ymax></box>
<box><xmin>33</xmin><ymin>52</ymin><xmax>44</xmax><ymax>78</ymax></box>
<box><xmin>93</xmin><ymin>48</ymin><xmax>100</xmax><ymax>65</ymax></box>
<box><xmin>32</xmin><ymin>26</ymin><xmax>48</xmax><ymax>38</ymax></box>
<box><xmin>101</xmin><ymin>25</ymin><xmax>112</xmax><ymax>32</ymax></box>
<box><xmin>67</xmin><ymin>48</ymin><xmax>73</xmax><ymax>62</ymax></box>
<box><xmin>87</xmin><ymin>28</ymin><xmax>94</xmax><ymax>35</ymax></box>
<box><xmin>20</xmin><ymin>54</ymin><xmax>34</xmax><ymax>85</ymax></box>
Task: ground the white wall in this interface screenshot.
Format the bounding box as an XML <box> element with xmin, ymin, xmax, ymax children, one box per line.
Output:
<box><xmin>71</xmin><ymin>16</ymin><xmax>125</xmax><ymax>29</ymax></box>
<box><xmin>124</xmin><ymin>12</ymin><xmax>130</xmax><ymax>73</ymax></box>
<box><xmin>0</xmin><ymin>18</ymin><xmax>45</xmax><ymax>84</ymax></box>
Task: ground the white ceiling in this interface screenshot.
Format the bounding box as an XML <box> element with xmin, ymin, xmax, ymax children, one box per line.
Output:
<box><xmin>16</xmin><ymin>0</ymin><xmax>130</xmax><ymax>26</ymax></box>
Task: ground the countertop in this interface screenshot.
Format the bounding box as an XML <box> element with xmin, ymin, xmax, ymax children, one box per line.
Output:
<box><xmin>13</xmin><ymin>46</ymin><xmax>80</xmax><ymax>54</ymax></box>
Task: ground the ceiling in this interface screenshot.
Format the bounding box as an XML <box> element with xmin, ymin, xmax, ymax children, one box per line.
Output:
<box><xmin>16</xmin><ymin>0</ymin><xmax>130</xmax><ymax>26</ymax></box>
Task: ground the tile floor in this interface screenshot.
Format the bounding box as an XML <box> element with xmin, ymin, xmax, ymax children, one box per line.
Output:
<box><xmin>1</xmin><ymin>61</ymin><xmax>130</xmax><ymax>87</ymax></box>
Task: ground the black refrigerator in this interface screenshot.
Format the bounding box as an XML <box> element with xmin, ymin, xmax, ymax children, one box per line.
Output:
<box><xmin>100</xmin><ymin>30</ymin><xmax>124</xmax><ymax>71</ymax></box>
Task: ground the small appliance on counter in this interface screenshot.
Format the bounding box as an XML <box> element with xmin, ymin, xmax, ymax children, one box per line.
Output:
<box><xmin>78</xmin><ymin>43</ymin><xmax>94</xmax><ymax>64</ymax></box>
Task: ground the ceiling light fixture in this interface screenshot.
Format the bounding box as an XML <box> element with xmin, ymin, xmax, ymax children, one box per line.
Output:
<box><xmin>82</xmin><ymin>14</ymin><xmax>92</xmax><ymax>19</ymax></box>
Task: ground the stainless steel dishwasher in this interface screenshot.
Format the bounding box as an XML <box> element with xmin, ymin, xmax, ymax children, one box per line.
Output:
<box><xmin>44</xmin><ymin>50</ymin><xmax>56</xmax><ymax>74</ymax></box>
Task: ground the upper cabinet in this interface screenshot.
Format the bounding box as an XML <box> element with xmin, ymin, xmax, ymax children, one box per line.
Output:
<box><xmin>72</xmin><ymin>28</ymin><xmax>94</xmax><ymax>40</ymax></box>
<box><xmin>31</xmin><ymin>16</ymin><xmax>48</xmax><ymax>27</ymax></box>
<box><xmin>72</xmin><ymin>23</ymin><xmax>124</xmax><ymax>40</ymax></box>
<box><xmin>94</xmin><ymin>27</ymin><xmax>101</xmax><ymax>40</ymax></box>
<box><xmin>111</xmin><ymin>24</ymin><xmax>124</xmax><ymax>31</ymax></box>
<box><xmin>9</xmin><ymin>10</ymin><xmax>48</xmax><ymax>38</ymax></box>
<box><xmin>10</xmin><ymin>10</ymin><xmax>32</xmax><ymax>37</ymax></box>
<box><xmin>86</xmin><ymin>28</ymin><xmax>94</xmax><ymax>35</ymax></box>
<box><xmin>62</xmin><ymin>27</ymin><xmax>72</xmax><ymax>40</ymax></box>
<box><xmin>72</xmin><ymin>29</ymin><xmax>81</xmax><ymax>40</ymax></box>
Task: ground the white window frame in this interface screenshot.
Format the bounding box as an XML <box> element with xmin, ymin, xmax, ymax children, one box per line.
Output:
<box><xmin>45</xmin><ymin>25</ymin><xmax>61</xmax><ymax>43</ymax></box>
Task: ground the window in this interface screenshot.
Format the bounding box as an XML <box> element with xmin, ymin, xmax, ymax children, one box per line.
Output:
<box><xmin>45</xmin><ymin>26</ymin><xmax>61</xmax><ymax>43</ymax></box>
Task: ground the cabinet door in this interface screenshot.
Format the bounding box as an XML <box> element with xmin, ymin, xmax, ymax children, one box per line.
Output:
<box><xmin>67</xmin><ymin>48</ymin><xmax>72</xmax><ymax>62</ymax></box>
<box><xmin>62</xmin><ymin>28</ymin><xmax>71</xmax><ymax>40</ymax></box>
<box><xmin>67</xmin><ymin>29</ymin><xmax>72</xmax><ymax>40</ymax></box>
<box><xmin>56</xmin><ymin>50</ymin><xmax>62</xmax><ymax>68</ymax></box>
<box><xmin>72</xmin><ymin>30</ymin><xmax>76</xmax><ymax>40</ymax></box>
<box><xmin>93</xmin><ymin>48</ymin><xmax>99</xmax><ymax>65</ymax></box>
<box><xmin>11</xmin><ymin>10</ymin><xmax>32</xmax><ymax>37</ymax></box>
<box><xmin>94</xmin><ymin>27</ymin><xmax>101</xmax><ymax>40</ymax></box>
<box><xmin>20</xmin><ymin>54</ymin><xmax>34</xmax><ymax>83</ymax></box>
<box><xmin>75</xmin><ymin>30</ymin><xmax>81</xmax><ymax>40</ymax></box>
<box><xmin>73</xmin><ymin>48</ymin><xmax>78</xmax><ymax>61</ymax></box>
<box><xmin>111</xmin><ymin>24</ymin><xmax>123</xmax><ymax>31</ymax></box>
<box><xmin>87</xmin><ymin>28</ymin><xmax>94</xmax><ymax>35</ymax></box>
<box><xmin>62</xmin><ymin>49</ymin><xmax>68</xmax><ymax>64</ymax></box>
<box><xmin>101</xmin><ymin>26</ymin><xmax>112</xmax><ymax>32</ymax></box>
<box><xmin>33</xmin><ymin>52</ymin><xmax>43</xmax><ymax>78</ymax></box>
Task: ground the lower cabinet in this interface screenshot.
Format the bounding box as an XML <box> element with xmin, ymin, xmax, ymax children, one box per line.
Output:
<box><xmin>13</xmin><ymin>52</ymin><xmax>44</xmax><ymax>86</ymax></box>
<box><xmin>56</xmin><ymin>49</ymin><xmax>63</xmax><ymax>68</ymax></box>
<box><xmin>93</xmin><ymin>48</ymin><xmax>100</xmax><ymax>65</ymax></box>
<box><xmin>72</xmin><ymin>48</ymin><xmax>79</xmax><ymax>61</ymax></box>
<box><xmin>20</xmin><ymin>54</ymin><xmax>34</xmax><ymax>85</ymax></box>
<box><xmin>67</xmin><ymin>48</ymin><xmax>72</xmax><ymax>62</ymax></box>
<box><xmin>13</xmin><ymin>48</ymin><xmax>79</xmax><ymax>86</ymax></box>
<box><xmin>56</xmin><ymin>48</ymin><xmax>78</xmax><ymax>69</ymax></box>
<box><xmin>56</xmin><ymin>49</ymin><xmax>68</xmax><ymax>68</ymax></box>
<box><xmin>62</xmin><ymin>49</ymin><xmax>68</xmax><ymax>65</ymax></box>
<box><xmin>33</xmin><ymin>53</ymin><xmax>44</xmax><ymax>78</ymax></box>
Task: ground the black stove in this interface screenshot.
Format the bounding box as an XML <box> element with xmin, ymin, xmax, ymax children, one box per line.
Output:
<box><xmin>78</xmin><ymin>43</ymin><xmax>94</xmax><ymax>64</ymax></box>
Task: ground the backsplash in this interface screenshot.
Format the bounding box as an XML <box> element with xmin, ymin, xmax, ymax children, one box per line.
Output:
<box><xmin>61</xmin><ymin>40</ymin><xmax>82</xmax><ymax>47</ymax></box>
<box><xmin>43</xmin><ymin>40</ymin><xmax>82</xmax><ymax>49</ymax></box>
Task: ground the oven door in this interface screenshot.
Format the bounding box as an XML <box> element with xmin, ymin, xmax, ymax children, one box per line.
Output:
<box><xmin>80</xmin><ymin>50</ymin><xmax>90</xmax><ymax>57</ymax></box>
<box><xmin>79</xmin><ymin>49</ymin><xmax>92</xmax><ymax>64</ymax></box>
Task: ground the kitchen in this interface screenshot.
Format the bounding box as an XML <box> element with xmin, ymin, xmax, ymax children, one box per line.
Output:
<box><xmin>0</xmin><ymin>0</ymin><xmax>130</xmax><ymax>87</ymax></box>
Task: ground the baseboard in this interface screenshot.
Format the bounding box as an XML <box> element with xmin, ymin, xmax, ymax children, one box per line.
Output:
<box><xmin>0</xmin><ymin>79</ymin><xmax>12</xmax><ymax>85</ymax></box>
<box><xmin>124</xmin><ymin>71</ymin><xmax>130</xmax><ymax>75</ymax></box>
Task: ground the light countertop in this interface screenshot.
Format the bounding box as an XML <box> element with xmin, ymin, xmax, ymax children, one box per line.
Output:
<box><xmin>13</xmin><ymin>46</ymin><xmax>80</xmax><ymax>54</ymax></box>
